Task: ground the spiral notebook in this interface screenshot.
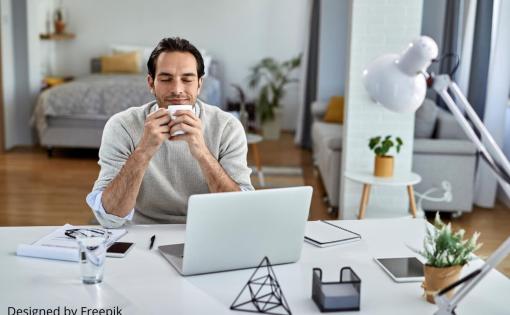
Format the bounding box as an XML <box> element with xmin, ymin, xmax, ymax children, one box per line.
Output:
<box><xmin>16</xmin><ymin>224</ymin><xmax>127</xmax><ymax>262</ymax></box>
<box><xmin>305</xmin><ymin>221</ymin><xmax>361</xmax><ymax>248</ymax></box>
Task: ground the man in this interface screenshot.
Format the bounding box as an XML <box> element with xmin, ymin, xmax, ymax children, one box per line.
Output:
<box><xmin>86</xmin><ymin>37</ymin><xmax>253</xmax><ymax>227</ymax></box>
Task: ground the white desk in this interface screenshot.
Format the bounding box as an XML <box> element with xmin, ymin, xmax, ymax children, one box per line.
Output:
<box><xmin>0</xmin><ymin>219</ymin><xmax>507</xmax><ymax>315</ymax></box>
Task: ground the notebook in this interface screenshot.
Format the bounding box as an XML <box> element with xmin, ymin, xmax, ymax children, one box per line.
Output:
<box><xmin>16</xmin><ymin>224</ymin><xmax>127</xmax><ymax>262</ymax></box>
<box><xmin>305</xmin><ymin>221</ymin><xmax>361</xmax><ymax>247</ymax></box>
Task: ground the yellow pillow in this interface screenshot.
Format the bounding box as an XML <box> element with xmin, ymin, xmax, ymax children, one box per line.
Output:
<box><xmin>323</xmin><ymin>96</ymin><xmax>344</xmax><ymax>124</ymax></box>
<box><xmin>101</xmin><ymin>51</ymin><xmax>140</xmax><ymax>73</ymax></box>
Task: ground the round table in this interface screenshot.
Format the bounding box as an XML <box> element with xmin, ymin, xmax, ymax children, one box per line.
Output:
<box><xmin>246</xmin><ymin>133</ymin><xmax>264</xmax><ymax>187</ymax></box>
<box><xmin>344</xmin><ymin>171</ymin><xmax>422</xmax><ymax>219</ymax></box>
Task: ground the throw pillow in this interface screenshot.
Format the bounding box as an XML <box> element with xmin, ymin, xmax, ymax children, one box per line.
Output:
<box><xmin>323</xmin><ymin>96</ymin><xmax>344</xmax><ymax>124</ymax></box>
<box><xmin>111</xmin><ymin>44</ymin><xmax>153</xmax><ymax>72</ymax></box>
<box><xmin>101</xmin><ymin>51</ymin><xmax>140</xmax><ymax>74</ymax></box>
<box><xmin>414</xmin><ymin>98</ymin><xmax>439</xmax><ymax>138</ymax></box>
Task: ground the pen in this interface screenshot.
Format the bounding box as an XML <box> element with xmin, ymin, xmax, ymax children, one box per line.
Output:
<box><xmin>149</xmin><ymin>235</ymin><xmax>156</xmax><ymax>250</ymax></box>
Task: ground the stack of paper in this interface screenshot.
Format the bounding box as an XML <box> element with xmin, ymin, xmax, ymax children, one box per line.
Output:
<box><xmin>305</xmin><ymin>221</ymin><xmax>361</xmax><ymax>248</ymax></box>
<box><xmin>16</xmin><ymin>224</ymin><xmax>127</xmax><ymax>262</ymax></box>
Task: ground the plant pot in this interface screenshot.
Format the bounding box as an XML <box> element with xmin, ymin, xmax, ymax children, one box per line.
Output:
<box><xmin>374</xmin><ymin>155</ymin><xmax>393</xmax><ymax>177</ymax></box>
<box><xmin>261</xmin><ymin>107</ymin><xmax>282</xmax><ymax>140</ymax></box>
<box><xmin>422</xmin><ymin>264</ymin><xmax>463</xmax><ymax>304</ymax></box>
<box><xmin>54</xmin><ymin>20</ymin><xmax>66</xmax><ymax>34</ymax></box>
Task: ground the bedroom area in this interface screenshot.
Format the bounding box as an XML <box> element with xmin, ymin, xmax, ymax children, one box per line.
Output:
<box><xmin>0</xmin><ymin>0</ymin><xmax>311</xmax><ymax>225</ymax></box>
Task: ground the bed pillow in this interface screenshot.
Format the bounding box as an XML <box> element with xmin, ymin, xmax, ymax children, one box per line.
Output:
<box><xmin>100</xmin><ymin>51</ymin><xmax>140</xmax><ymax>73</ymax></box>
<box><xmin>110</xmin><ymin>44</ymin><xmax>214</xmax><ymax>76</ymax></box>
<box><xmin>111</xmin><ymin>44</ymin><xmax>153</xmax><ymax>73</ymax></box>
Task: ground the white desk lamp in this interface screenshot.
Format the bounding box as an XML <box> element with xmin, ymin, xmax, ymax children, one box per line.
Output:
<box><xmin>363</xmin><ymin>36</ymin><xmax>510</xmax><ymax>315</ymax></box>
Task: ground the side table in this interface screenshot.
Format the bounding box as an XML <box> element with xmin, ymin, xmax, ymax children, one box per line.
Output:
<box><xmin>246</xmin><ymin>133</ymin><xmax>264</xmax><ymax>187</ymax></box>
<box><xmin>344</xmin><ymin>171</ymin><xmax>422</xmax><ymax>219</ymax></box>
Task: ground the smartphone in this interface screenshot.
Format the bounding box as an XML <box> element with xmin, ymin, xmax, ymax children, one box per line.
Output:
<box><xmin>106</xmin><ymin>242</ymin><xmax>134</xmax><ymax>258</ymax></box>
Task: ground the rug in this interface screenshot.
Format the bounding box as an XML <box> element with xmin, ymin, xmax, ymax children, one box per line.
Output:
<box><xmin>250</xmin><ymin>166</ymin><xmax>305</xmax><ymax>189</ymax></box>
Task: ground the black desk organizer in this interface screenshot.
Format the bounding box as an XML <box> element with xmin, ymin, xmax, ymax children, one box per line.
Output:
<box><xmin>312</xmin><ymin>267</ymin><xmax>361</xmax><ymax>312</ymax></box>
<box><xmin>231</xmin><ymin>256</ymin><xmax>292</xmax><ymax>315</ymax></box>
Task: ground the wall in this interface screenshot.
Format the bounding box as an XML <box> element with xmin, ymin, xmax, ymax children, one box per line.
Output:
<box><xmin>45</xmin><ymin>0</ymin><xmax>307</xmax><ymax>131</ymax></box>
<box><xmin>1</xmin><ymin>0</ymin><xmax>37</xmax><ymax>149</ymax></box>
<box><xmin>316</xmin><ymin>0</ymin><xmax>349</xmax><ymax>101</ymax></box>
<box><xmin>420</xmin><ymin>0</ymin><xmax>445</xmax><ymax>77</ymax></box>
<box><xmin>0</xmin><ymin>0</ymin><xmax>16</xmax><ymax>149</ymax></box>
<box><xmin>0</xmin><ymin>0</ymin><xmax>50</xmax><ymax>149</ymax></box>
<box><xmin>339</xmin><ymin>0</ymin><xmax>423</xmax><ymax>219</ymax></box>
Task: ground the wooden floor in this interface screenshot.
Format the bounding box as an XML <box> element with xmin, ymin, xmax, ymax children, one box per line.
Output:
<box><xmin>0</xmin><ymin>132</ymin><xmax>508</xmax><ymax>276</ymax></box>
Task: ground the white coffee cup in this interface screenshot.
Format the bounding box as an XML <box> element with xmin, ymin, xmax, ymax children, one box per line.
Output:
<box><xmin>167</xmin><ymin>105</ymin><xmax>193</xmax><ymax>136</ymax></box>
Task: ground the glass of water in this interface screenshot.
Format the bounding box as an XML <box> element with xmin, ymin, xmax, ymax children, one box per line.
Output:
<box><xmin>76</xmin><ymin>230</ymin><xmax>108</xmax><ymax>284</ymax></box>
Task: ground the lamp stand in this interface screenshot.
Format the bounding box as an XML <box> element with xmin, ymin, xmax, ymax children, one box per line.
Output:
<box><xmin>431</xmin><ymin>74</ymin><xmax>510</xmax><ymax>315</ymax></box>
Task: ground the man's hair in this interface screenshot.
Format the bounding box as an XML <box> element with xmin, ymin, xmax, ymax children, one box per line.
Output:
<box><xmin>147</xmin><ymin>37</ymin><xmax>205</xmax><ymax>79</ymax></box>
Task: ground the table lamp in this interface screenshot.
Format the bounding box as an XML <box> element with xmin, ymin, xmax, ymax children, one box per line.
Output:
<box><xmin>362</xmin><ymin>36</ymin><xmax>510</xmax><ymax>315</ymax></box>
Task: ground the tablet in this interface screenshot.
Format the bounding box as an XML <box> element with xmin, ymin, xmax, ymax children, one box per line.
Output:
<box><xmin>374</xmin><ymin>257</ymin><xmax>424</xmax><ymax>282</ymax></box>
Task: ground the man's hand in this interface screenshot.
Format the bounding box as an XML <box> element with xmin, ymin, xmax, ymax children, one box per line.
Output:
<box><xmin>137</xmin><ymin>108</ymin><xmax>171</xmax><ymax>158</ymax></box>
<box><xmin>169</xmin><ymin>110</ymin><xmax>241</xmax><ymax>193</ymax></box>
<box><xmin>168</xmin><ymin>110</ymin><xmax>210</xmax><ymax>160</ymax></box>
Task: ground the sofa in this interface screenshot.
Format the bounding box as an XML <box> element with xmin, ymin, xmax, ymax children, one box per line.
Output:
<box><xmin>311</xmin><ymin>98</ymin><xmax>477</xmax><ymax>213</ymax></box>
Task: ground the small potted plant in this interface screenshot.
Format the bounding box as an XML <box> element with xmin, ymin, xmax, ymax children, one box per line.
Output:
<box><xmin>420</xmin><ymin>213</ymin><xmax>482</xmax><ymax>303</ymax></box>
<box><xmin>54</xmin><ymin>7</ymin><xmax>66</xmax><ymax>34</ymax></box>
<box><xmin>368</xmin><ymin>135</ymin><xmax>403</xmax><ymax>177</ymax></box>
<box><xmin>248</xmin><ymin>54</ymin><xmax>301</xmax><ymax>140</ymax></box>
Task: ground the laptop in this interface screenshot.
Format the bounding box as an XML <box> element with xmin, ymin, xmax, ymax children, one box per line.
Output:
<box><xmin>158</xmin><ymin>186</ymin><xmax>313</xmax><ymax>276</ymax></box>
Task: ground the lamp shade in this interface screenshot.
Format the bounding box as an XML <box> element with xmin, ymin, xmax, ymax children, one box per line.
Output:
<box><xmin>362</xmin><ymin>36</ymin><xmax>439</xmax><ymax>113</ymax></box>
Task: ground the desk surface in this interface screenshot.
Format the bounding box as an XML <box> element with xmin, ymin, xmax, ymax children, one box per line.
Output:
<box><xmin>0</xmin><ymin>219</ymin><xmax>507</xmax><ymax>315</ymax></box>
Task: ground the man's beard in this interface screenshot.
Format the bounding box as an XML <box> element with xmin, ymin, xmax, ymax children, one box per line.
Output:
<box><xmin>155</xmin><ymin>93</ymin><xmax>196</xmax><ymax>109</ymax></box>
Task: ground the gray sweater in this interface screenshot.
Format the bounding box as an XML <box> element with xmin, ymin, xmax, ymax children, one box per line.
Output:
<box><xmin>92</xmin><ymin>100</ymin><xmax>253</xmax><ymax>224</ymax></box>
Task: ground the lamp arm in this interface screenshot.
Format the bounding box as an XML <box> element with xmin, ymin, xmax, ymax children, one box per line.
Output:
<box><xmin>432</xmin><ymin>74</ymin><xmax>510</xmax><ymax>196</ymax></box>
<box><xmin>434</xmin><ymin>237</ymin><xmax>510</xmax><ymax>315</ymax></box>
<box><xmin>430</xmin><ymin>74</ymin><xmax>510</xmax><ymax>315</ymax></box>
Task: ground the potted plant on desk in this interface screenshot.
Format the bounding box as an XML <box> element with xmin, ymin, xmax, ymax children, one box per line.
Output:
<box><xmin>420</xmin><ymin>213</ymin><xmax>482</xmax><ymax>303</ymax></box>
<box><xmin>368</xmin><ymin>135</ymin><xmax>403</xmax><ymax>177</ymax></box>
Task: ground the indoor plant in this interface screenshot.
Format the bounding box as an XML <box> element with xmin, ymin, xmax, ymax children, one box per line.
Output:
<box><xmin>420</xmin><ymin>213</ymin><xmax>482</xmax><ymax>303</ymax></box>
<box><xmin>54</xmin><ymin>8</ymin><xmax>66</xmax><ymax>34</ymax></box>
<box><xmin>368</xmin><ymin>135</ymin><xmax>403</xmax><ymax>177</ymax></box>
<box><xmin>248</xmin><ymin>54</ymin><xmax>301</xmax><ymax>139</ymax></box>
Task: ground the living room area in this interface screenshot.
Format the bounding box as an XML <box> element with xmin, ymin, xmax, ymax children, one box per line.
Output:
<box><xmin>0</xmin><ymin>0</ymin><xmax>509</xmax><ymax>282</ymax></box>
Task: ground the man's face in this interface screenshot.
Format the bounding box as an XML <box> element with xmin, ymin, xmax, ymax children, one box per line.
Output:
<box><xmin>147</xmin><ymin>51</ymin><xmax>202</xmax><ymax>109</ymax></box>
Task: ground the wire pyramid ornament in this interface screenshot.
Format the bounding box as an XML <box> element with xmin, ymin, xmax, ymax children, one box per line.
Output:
<box><xmin>230</xmin><ymin>256</ymin><xmax>292</xmax><ymax>315</ymax></box>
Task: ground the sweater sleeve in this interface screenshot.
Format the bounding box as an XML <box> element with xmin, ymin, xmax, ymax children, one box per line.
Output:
<box><xmin>92</xmin><ymin>114</ymin><xmax>135</xmax><ymax>192</ymax></box>
<box><xmin>88</xmin><ymin>114</ymin><xmax>136</xmax><ymax>227</ymax></box>
<box><xmin>218</xmin><ymin>117</ymin><xmax>254</xmax><ymax>191</ymax></box>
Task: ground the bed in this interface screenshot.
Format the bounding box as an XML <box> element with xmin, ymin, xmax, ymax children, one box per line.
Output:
<box><xmin>32</xmin><ymin>72</ymin><xmax>221</xmax><ymax>156</ymax></box>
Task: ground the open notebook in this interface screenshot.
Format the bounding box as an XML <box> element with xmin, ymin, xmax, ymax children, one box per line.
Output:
<box><xmin>16</xmin><ymin>224</ymin><xmax>127</xmax><ymax>262</ymax></box>
<box><xmin>305</xmin><ymin>221</ymin><xmax>361</xmax><ymax>248</ymax></box>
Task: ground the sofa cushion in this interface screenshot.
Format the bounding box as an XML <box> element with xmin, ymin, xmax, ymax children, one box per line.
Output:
<box><xmin>436</xmin><ymin>108</ymin><xmax>469</xmax><ymax>140</ymax></box>
<box><xmin>311</xmin><ymin>100</ymin><xmax>329</xmax><ymax>121</ymax></box>
<box><xmin>414</xmin><ymin>98</ymin><xmax>439</xmax><ymax>138</ymax></box>
<box><xmin>413</xmin><ymin>139</ymin><xmax>476</xmax><ymax>155</ymax></box>
<box><xmin>312</xmin><ymin>121</ymin><xmax>343</xmax><ymax>151</ymax></box>
<box><xmin>323</xmin><ymin>96</ymin><xmax>344</xmax><ymax>124</ymax></box>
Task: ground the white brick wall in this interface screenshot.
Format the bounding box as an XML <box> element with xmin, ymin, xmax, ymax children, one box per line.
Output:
<box><xmin>339</xmin><ymin>0</ymin><xmax>423</xmax><ymax>219</ymax></box>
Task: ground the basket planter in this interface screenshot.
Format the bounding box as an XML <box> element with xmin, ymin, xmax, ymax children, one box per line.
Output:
<box><xmin>422</xmin><ymin>264</ymin><xmax>462</xmax><ymax>304</ymax></box>
<box><xmin>374</xmin><ymin>155</ymin><xmax>394</xmax><ymax>177</ymax></box>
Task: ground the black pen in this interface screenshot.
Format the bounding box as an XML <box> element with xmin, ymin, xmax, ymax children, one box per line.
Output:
<box><xmin>149</xmin><ymin>235</ymin><xmax>156</xmax><ymax>250</ymax></box>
